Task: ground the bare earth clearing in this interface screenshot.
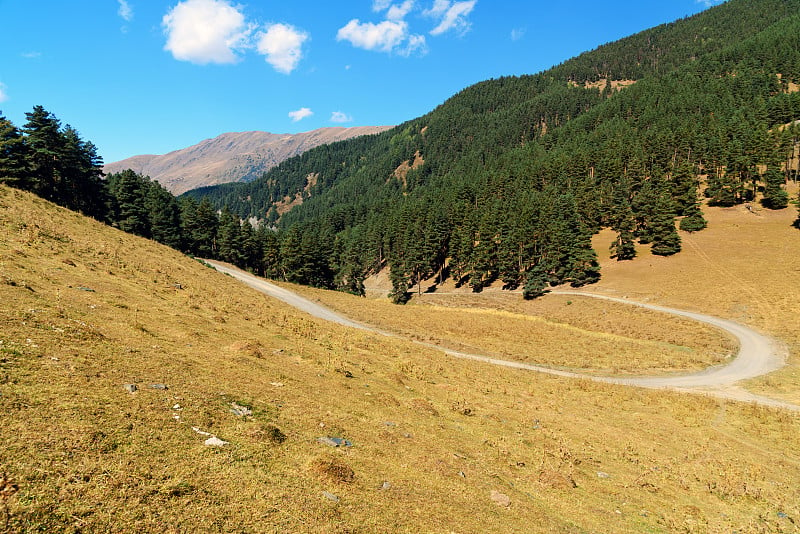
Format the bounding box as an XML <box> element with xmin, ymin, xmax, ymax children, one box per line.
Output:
<box><xmin>205</xmin><ymin>260</ymin><xmax>796</xmax><ymax>411</ymax></box>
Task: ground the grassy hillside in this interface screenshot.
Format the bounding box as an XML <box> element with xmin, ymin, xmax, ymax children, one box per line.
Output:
<box><xmin>2</xmin><ymin>188</ymin><xmax>800</xmax><ymax>532</ymax></box>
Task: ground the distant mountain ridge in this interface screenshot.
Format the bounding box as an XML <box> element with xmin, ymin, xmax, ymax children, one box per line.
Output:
<box><xmin>104</xmin><ymin>126</ymin><xmax>392</xmax><ymax>194</ymax></box>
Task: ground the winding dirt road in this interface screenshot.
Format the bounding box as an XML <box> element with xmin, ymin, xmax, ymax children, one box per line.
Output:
<box><xmin>206</xmin><ymin>260</ymin><xmax>796</xmax><ymax>411</ymax></box>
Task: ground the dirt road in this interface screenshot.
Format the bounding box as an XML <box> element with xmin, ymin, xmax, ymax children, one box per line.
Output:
<box><xmin>205</xmin><ymin>260</ymin><xmax>796</xmax><ymax>411</ymax></box>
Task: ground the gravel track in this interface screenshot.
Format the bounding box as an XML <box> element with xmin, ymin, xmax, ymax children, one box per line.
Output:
<box><xmin>206</xmin><ymin>260</ymin><xmax>796</xmax><ymax>411</ymax></box>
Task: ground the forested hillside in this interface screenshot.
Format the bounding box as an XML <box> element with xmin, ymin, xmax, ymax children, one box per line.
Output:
<box><xmin>182</xmin><ymin>0</ymin><xmax>800</xmax><ymax>302</ymax></box>
<box><xmin>3</xmin><ymin>0</ymin><xmax>800</xmax><ymax>304</ymax></box>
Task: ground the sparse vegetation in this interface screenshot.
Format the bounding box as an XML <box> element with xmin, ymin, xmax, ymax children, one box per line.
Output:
<box><xmin>1</xmin><ymin>186</ymin><xmax>800</xmax><ymax>532</ymax></box>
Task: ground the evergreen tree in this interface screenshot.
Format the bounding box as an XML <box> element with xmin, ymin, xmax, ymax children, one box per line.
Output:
<box><xmin>761</xmin><ymin>167</ymin><xmax>789</xmax><ymax>209</ymax></box>
<box><xmin>679</xmin><ymin>198</ymin><xmax>707</xmax><ymax>232</ymax></box>
<box><xmin>22</xmin><ymin>105</ymin><xmax>65</xmax><ymax>201</ymax></box>
<box><xmin>110</xmin><ymin>169</ymin><xmax>150</xmax><ymax>237</ymax></box>
<box><xmin>610</xmin><ymin>187</ymin><xmax>637</xmax><ymax>261</ymax></box>
<box><xmin>522</xmin><ymin>262</ymin><xmax>548</xmax><ymax>300</ymax></box>
<box><xmin>388</xmin><ymin>260</ymin><xmax>410</xmax><ymax>304</ymax></box>
<box><xmin>650</xmin><ymin>190</ymin><xmax>682</xmax><ymax>255</ymax></box>
<box><xmin>217</xmin><ymin>206</ymin><xmax>243</xmax><ymax>264</ymax></box>
<box><xmin>146</xmin><ymin>181</ymin><xmax>183</xmax><ymax>248</ymax></box>
<box><xmin>0</xmin><ymin>114</ymin><xmax>29</xmax><ymax>188</ymax></box>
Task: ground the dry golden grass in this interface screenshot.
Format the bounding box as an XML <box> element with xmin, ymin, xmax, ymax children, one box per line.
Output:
<box><xmin>291</xmin><ymin>286</ymin><xmax>736</xmax><ymax>375</ymax></box>
<box><xmin>1</xmin><ymin>185</ymin><xmax>799</xmax><ymax>533</ymax></box>
<box><xmin>588</xmin><ymin>191</ymin><xmax>800</xmax><ymax>403</ymax></box>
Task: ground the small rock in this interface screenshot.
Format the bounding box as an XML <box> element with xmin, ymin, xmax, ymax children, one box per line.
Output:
<box><xmin>381</xmin><ymin>481</ymin><xmax>392</xmax><ymax>491</ymax></box>
<box><xmin>270</xmin><ymin>382</ymin><xmax>284</xmax><ymax>387</ymax></box>
<box><xmin>173</xmin><ymin>404</ymin><xmax>182</xmax><ymax>410</ymax></box>
<box><xmin>383</xmin><ymin>421</ymin><xmax>397</xmax><ymax>427</ymax></box>
<box><xmin>490</xmin><ymin>490</ymin><xmax>511</xmax><ymax>507</ymax></box>
<box><xmin>597</xmin><ymin>472</ymin><xmax>610</xmax><ymax>479</ymax></box>
<box><xmin>317</xmin><ymin>437</ymin><xmax>352</xmax><ymax>447</ymax></box>
<box><xmin>204</xmin><ymin>436</ymin><xmax>228</xmax><ymax>447</ymax></box>
<box><xmin>322</xmin><ymin>491</ymin><xmax>339</xmax><ymax>503</ymax></box>
<box><xmin>123</xmin><ymin>384</ymin><xmax>137</xmax><ymax>393</ymax></box>
<box><xmin>150</xmin><ymin>384</ymin><xmax>168</xmax><ymax>390</ymax></box>
<box><xmin>192</xmin><ymin>427</ymin><xmax>212</xmax><ymax>437</ymax></box>
<box><xmin>458</xmin><ymin>471</ymin><xmax>466</xmax><ymax>478</ymax></box>
<box><xmin>778</xmin><ymin>512</ymin><xmax>788</xmax><ymax>519</ymax></box>
<box><xmin>77</xmin><ymin>287</ymin><xmax>95</xmax><ymax>292</ymax></box>
<box><xmin>230</xmin><ymin>402</ymin><xmax>253</xmax><ymax>417</ymax></box>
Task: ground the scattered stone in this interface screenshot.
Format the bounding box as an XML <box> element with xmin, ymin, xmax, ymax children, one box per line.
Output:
<box><xmin>597</xmin><ymin>472</ymin><xmax>610</xmax><ymax>479</ymax></box>
<box><xmin>204</xmin><ymin>436</ymin><xmax>229</xmax><ymax>447</ymax></box>
<box><xmin>777</xmin><ymin>512</ymin><xmax>788</xmax><ymax>519</ymax></box>
<box><xmin>490</xmin><ymin>490</ymin><xmax>511</xmax><ymax>507</ymax></box>
<box><xmin>192</xmin><ymin>427</ymin><xmax>212</xmax><ymax>437</ymax></box>
<box><xmin>458</xmin><ymin>471</ymin><xmax>466</xmax><ymax>478</ymax></box>
<box><xmin>150</xmin><ymin>384</ymin><xmax>168</xmax><ymax>390</ymax></box>
<box><xmin>123</xmin><ymin>384</ymin><xmax>137</xmax><ymax>393</ymax></box>
<box><xmin>230</xmin><ymin>402</ymin><xmax>253</xmax><ymax>417</ymax></box>
<box><xmin>173</xmin><ymin>404</ymin><xmax>182</xmax><ymax>410</ymax></box>
<box><xmin>270</xmin><ymin>382</ymin><xmax>284</xmax><ymax>387</ymax></box>
<box><xmin>381</xmin><ymin>481</ymin><xmax>392</xmax><ymax>491</ymax></box>
<box><xmin>322</xmin><ymin>491</ymin><xmax>339</xmax><ymax>503</ymax></box>
<box><xmin>77</xmin><ymin>287</ymin><xmax>95</xmax><ymax>292</ymax></box>
<box><xmin>172</xmin><ymin>284</ymin><xmax>183</xmax><ymax>290</ymax></box>
<box><xmin>383</xmin><ymin>421</ymin><xmax>397</xmax><ymax>427</ymax></box>
<box><xmin>403</xmin><ymin>433</ymin><xmax>413</xmax><ymax>439</ymax></box>
<box><xmin>317</xmin><ymin>437</ymin><xmax>352</xmax><ymax>448</ymax></box>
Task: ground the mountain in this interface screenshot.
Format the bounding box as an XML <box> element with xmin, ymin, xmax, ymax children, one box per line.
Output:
<box><xmin>188</xmin><ymin>0</ymin><xmax>800</xmax><ymax>301</ymax></box>
<box><xmin>104</xmin><ymin>126</ymin><xmax>392</xmax><ymax>194</ymax></box>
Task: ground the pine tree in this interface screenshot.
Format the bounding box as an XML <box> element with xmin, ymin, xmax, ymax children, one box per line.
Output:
<box><xmin>22</xmin><ymin>105</ymin><xmax>65</xmax><ymax>201</ymax></box>
<box><xmin>388</xmin><ymin>260</ymin><xmax>410</xmax><ymax>304</ymax></box>
<box><xmin>650</xmin><ymin>190</ymin><xmax>681</xmax><ymax>256</ymax></box>
<box><xmin>522</xmin><ymin>262</ymin><xmax>548</xmax><ymax>300</ymax></box>
<box><xmin>679</xmin><ymin>198</ymin><xmax>707</xmax><ymax>232</ymax></box>
<box><xmin>110</xmin><ymin>170</ymin><xmax>150</xmax><ymax>237</ymax></box>
<box><xmin>146</xmin><ymin>181</ymin><xmax>183</xmax><ymax>248</ymax></box>
<box><xmin>610</xmin><ymin>186</ymin><xmax>636</xmax><ymax>261</ymax></box>
<box><xmin>761</xmin><ymin>167</ymin><xmax>789</xmax><ymax>209</ymax></box>
<box><xmin>217</xmin><ymin>206</ymin><xmax>243</xmax><ymax>264</ymax></box>
<box><xmin>0</xmin><ymin>114</ymin><xmax>29</xmax><ymax>188</ymax></box>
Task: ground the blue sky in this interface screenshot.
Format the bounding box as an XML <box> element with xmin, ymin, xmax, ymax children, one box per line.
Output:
<box><xmin>0</xmin><ymin>0</ymin><xmax>722</xmax><ymax>163</ymax></box>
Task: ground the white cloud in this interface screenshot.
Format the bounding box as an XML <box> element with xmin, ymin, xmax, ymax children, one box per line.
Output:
<box><xmin>289</xmin><ymin>107</ymin><xmax>314</xmax><ymax>122</ymax></box>
<box><xmin>21</xmin><ymin>51</ymin><xmax>41</xmax><ymax>59</ymax></box>
<box><xmin>257</xmin><ymin>23</ymin><xmax>309</xmax><ymax>74</ymax></box>
<box><xmin>0</xmin><ymin>83</ymin><xmax>8</xmax><ymax>103</ymax></box>
<box><xmin>330</xmin><ymin>111</ymin><xmax>353</xmax><ymax>123</ymax></box>
<box><xmin>424</xmin><ymin>0</ymin><xmax>476</xmax><ymax>36</ymax></box>
<box><xmin>118</xmin><ymin>0</ymin><xmax>133</xmax><ymax>22</ymax></box>
<box><xmin>162</xmin><ymin>0</ymin><xmax>253</xmax><ymax>65</ymax></box>
<box><xmin>511</xmin><ymin>28</ymin><xmax>525</xmax><ymax>41</ymax></box>
<box><xmin>337</xmin><ymin>19</ymin><xmax>426</xmax><ymax>55</ymax></box>
<box><xmin>387</xmin><ymin>0</ymin><xmax>415</xmax><ymax>20</ymax></box>
<box><xmin>337</xmin><ymin>19</ymin><xmax>406</xmax><ymax>53</ymax></box>
<box><xmin>372</xmin><ymin>0</ymin><xmax>392</xmax><ymax>11</ymax></box>
<box><xmin>696</xmin><ymin>0</ymin><xmax>725</xmax><ymax>6</ymax></box>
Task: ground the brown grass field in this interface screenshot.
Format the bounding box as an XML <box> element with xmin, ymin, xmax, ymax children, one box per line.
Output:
<box><xmin>1</xmin><ymin>185</ymin><xmax>800</xmax><ymax>533</ymax></box>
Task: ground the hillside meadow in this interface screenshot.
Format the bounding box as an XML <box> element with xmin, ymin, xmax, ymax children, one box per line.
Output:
<box><xmin>1</xmin><ymin>184</ymin><xmax>799</xmax><ymax>532</ymax></box>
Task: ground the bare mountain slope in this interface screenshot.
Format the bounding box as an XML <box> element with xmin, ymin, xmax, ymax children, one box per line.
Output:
<box><xmin>104</xmin><ymin>126</ymin><xmax>392</xmax><ymax>194</ymax></box>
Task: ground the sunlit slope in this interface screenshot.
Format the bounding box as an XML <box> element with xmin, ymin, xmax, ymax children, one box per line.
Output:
<box><xmin>590</xmin><ymin>199</ymin><xmax>800</xmax><ymax>403</ymax></box>
<box><xmin>1</xmin><ymin>185</ymin><xmax>799</xmax><ymax>532</ymax></box>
